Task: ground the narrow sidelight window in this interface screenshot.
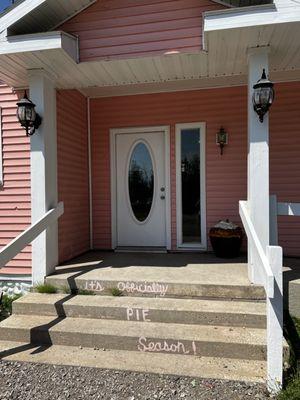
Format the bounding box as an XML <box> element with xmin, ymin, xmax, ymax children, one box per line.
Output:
<box><xmin>176</xmin><ymin>123</ymin><xmax>206</xmax><ymax>249</ymax></box>
<box><xmin>181</xmin><ymin>128</ymin><xmax>201</xmax><ymax>243</ymax></box>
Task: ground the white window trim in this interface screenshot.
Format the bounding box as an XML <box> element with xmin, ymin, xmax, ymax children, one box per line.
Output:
<box><xmin>0</xmin><ymin>107</ymin><xmax>3</xmax><ymax>188</ymax></box>
<box><xmin>110</xmin><ymin>125</ymin><xmax>171</xmax><ymax>250</ymax></box>
<box><xmin>176</xmin><ymin>122</ymin><xmax>207</xmax><ymax>250</ymax></box>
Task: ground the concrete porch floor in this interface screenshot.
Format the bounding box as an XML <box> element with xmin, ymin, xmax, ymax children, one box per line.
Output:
<box><xmin>53</xmin><ymin>251</ymin><xmax>250</xmax><ymax>285</ymax></box>
<box><xmin>46</xmin><ymin>251</ymin><xmax>266</xmax><ymax>299</ymax></box>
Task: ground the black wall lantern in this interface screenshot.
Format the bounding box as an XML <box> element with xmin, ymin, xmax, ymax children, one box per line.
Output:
<box><xmin>216</xmin><ymin>127</ymin><xmax>228</xmax><ymax>155</ymax></box>
<box><xmin>252</xmin><ymin>69</ymin><xmax>274</xmax><ymax>123</ymax></box>
<box><xmin>16</xmin><ymin>91</ymin><xmax>42</xmax><ymax>136</ymax></box>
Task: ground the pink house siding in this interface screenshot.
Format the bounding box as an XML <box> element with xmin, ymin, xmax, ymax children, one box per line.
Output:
<box><xmin>0</xmin><ymin>84</ymin><xmax>31</xmax><ymax>276</ymax></box>
<box><xmin>270</xmin><ymin>82</ymin><xmax>300</xmax><ymax>257</ymax></box>
<box><xmin>91</xmin><ymin>86</ymin><xmax>247</xmax><ymax>251</ymax></box>
<box><xmin>91</xmin><ymin>83</ymin><xmax>300</xmax><ymax>257</ymax></box>
<box><xmin>60</xmin><ymin>0</ymin><xmax>225</xmax><ymax>61</ymax></box>
<box><xmin>57</xmin><ymin>90</ymin><xmax>90</xmax><ymax>263</ymax></box>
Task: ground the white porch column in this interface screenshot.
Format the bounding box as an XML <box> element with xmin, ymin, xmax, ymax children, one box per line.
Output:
<box><xmin>247</xmin><ymin>47</ymin><xmax>270</xmax><ymax>284</ymax></box>
<box><xmin>28</xmin><ymin>69</ymin><xmax>58</xmax><ymax>285</ymax></box>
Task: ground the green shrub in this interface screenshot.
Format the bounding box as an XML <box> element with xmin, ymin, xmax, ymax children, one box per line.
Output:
<box><xmin>0</xmin><ymin>293</ymin><xmax>22</xmax><ymax>320</ymax></box>
<box><xmin>278</xmin><ymin>376</ymin><xmax>300</xmax><ymax>400</ymax></box>
<box><xmin>109</xmin><ymin>287</ymin><xmax>123</xmax><ymax>297</ymax></box>
<box><xmin>61</xmin><ymin>286</ymin><xmax>71</xmax><ymax>294</ymax></box>
<box><xmin>77</xmin><ymin>289</ymin><xmax>95</xmax><ymax>295</ymax></box>
<box><xmin>35</xmin><ymin>283</ymin><xmax>57</xmax><ymax>294</ymax></box>
<box><xmin>292</xmin><ymin>316</ymin><xmax>300</xmax><ymax>336</ymax></box>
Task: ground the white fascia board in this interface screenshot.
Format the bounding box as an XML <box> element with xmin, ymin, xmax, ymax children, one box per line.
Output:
<box><xmin>0</xmin><ymin>0</ymin><xmax>46</xmax><ymax>34</ymax></box>
<box><xmin>0</xmin><ymin>31</ymin><xmax>78</xmax><ymax>62</ymax></box>
<box><xmin>204</xmin><ymin>2</ymin><xmax>300</xmax><ymax>33</ymax></box>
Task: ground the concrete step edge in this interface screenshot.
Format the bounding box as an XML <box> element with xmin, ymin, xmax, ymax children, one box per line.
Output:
<box><xmin>0</xmin><ymin>315</ymin><xmax>280</xmax><ymax>361</ymax></box>
<box><xmin>12</xmin><ymin>293</ymin><xmax>267</xmax><ymax>328</ymax></box>
<box><xmin>45</xmin><ymin>276</ymin><xmax>266</xmax><ymax>300</ymax></box>
<box><xmin>0</xmin><ymin>340</ymin><xmax>267</xmax><ymax>383</ymax></box>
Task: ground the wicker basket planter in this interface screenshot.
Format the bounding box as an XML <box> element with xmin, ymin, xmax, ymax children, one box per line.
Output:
<box><xmin>209</xmin><ymin>220</ymin><xmax>243</xmax><ymax>258</ymax></box>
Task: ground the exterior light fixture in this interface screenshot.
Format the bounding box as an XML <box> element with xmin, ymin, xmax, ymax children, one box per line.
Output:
<box><xmin>252</xmin><ymin>69</ymin><xmax>274</xmax><ymax>123</ymax></box>
<box><xmin>16</xmin><ymin>91</ymin><xmax>42</xmax><ymax>136</ymax></box>
<box><xmin>216</xmin><ymin>127</ymin><xmax>228</xmax><ymax>155</ymax></box>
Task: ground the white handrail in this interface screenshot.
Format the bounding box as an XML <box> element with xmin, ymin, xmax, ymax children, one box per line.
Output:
<box><xmin>277</xmin><ymin>201</ymin><xmax>300</xmax><ymax>216</ymax></box>
<box><xmin>240</xmin><ymin>199</ymin><xmax>283</xmax><ymax>393</ymax></box>
<box><xmin>0</xmin><ymin>202</ymin><xmax>64</xmax><ymax>268</ymax></box>
<box><xmin>239</xmin><ymin>200</ymin><xmax>274</xmax><ymax>297</ymax></box>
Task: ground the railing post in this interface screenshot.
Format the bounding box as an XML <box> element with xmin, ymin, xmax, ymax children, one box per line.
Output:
<box><xmin>266</xmin><ymin>245</ymin><xmax>283</xmax><ymax>393</ymax></box>
<box><xmin>269</xmin><ymin>195</ymin><xmax>278</xmax><ymax>246</ymax></box>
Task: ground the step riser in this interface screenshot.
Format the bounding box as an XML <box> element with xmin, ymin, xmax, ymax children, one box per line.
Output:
<box><xmin>0</xmin><ymin>327</ymin><xmax>267</xmax><ymax>361</ymax></box>
<box><xmin>0</xmin><ymin>341</ymin><xmax>268</xmax><ymax>384</ymax></box>
<box><xmin>45</xmin><ymin>278</ymin><xmax>265</xmax><ymax>300</ymax></box>
<box><xmin>13</xmin><ymin>303</ymin><xmax>266</xmax><ymax>328</ymax></box>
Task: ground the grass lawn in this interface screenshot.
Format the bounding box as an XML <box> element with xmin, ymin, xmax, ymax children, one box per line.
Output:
<box><xmin>278</xmin><ymin>316</ymin><xmax>300</xmax><ymax>399</ymax></box>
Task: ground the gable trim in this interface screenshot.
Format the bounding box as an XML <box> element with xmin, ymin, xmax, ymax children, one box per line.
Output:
<box><xmin>0</xmin><ymin>0</ymin><xmax>46</xmax><ymax>34</ymax></box>
<box><xmin>0</xmin><ymin>0</ymin><xmax>97</xmax><ymax>36</ymax></box>
<box><xmin>51</xmin><ymin>0</ymin><xmax>97</xmax><ymax>31</ymax></box>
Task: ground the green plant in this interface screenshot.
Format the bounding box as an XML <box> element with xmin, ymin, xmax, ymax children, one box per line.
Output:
<box><xmin>278</xmin><ymin>375</ymin><xmax>300</xmax><ymax>400</ymax></box>
<box><xmin>77</xmin><ymin>289</ymin><xmax>95</xmax><ymax>296</ymax></box>
<box><xmin>109</xmin><ymin>287</ymin><xmax>123</xmax><ymax>297</ymax></box>
<box><xmin>292</xmin><ymin>316</ymin><xmax>300</xmax><ymax>336</ymax></box>
<box><xmin>35</xmin><ymin>283</ymin><xmax>58</xmax><ymax>294</ymax></box>
<box><xmin>60</xmin><ymin>287</ymin><xmax>95</xmax><ymax>295</ymax></box>
<box><xmin>61</xmin><ymin>286</ymin><xmax>72</xmax><ymax>294</ymax></box>
<box><xmin>0</xmin><ymin>293</ymin><xmax>22</xmax><ymax>321</ymax></box>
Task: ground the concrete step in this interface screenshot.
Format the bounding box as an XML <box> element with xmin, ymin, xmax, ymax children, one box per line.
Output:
<box><xmin>45</xmin><ymin>274</ymin><xmax>265</xmax><ymax>300</ymax></box>
<box><xmin>13</xmin><ymin>293</ymin><xmax>267</xmax><ymax>328</ymax></box>
<box><xmin>0</xmin><ymin>314</ymin><xmax>277</xmax><ymax>361</ymax></box>
<box><xmin>0</xmin><ymin>341</ymin><xmax>267</xmax><ymax>383</ymax></box>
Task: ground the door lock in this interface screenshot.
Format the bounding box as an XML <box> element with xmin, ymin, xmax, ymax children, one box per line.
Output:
<box><xmin>160</xmin><ymin>187</ymin><xmax>165</xmax><ymax>192</ymax></box>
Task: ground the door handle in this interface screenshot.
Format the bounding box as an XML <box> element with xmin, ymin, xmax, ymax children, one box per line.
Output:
<box><xmin>160</xmin><ymin>195</ymin><xmax>165</xmax><ymax>200</ymax></box>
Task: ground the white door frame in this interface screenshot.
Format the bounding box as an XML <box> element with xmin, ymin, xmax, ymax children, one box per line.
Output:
<box><xmin>175</xmin><ymin>122</ymin><xmax>207</xmax><ymax>250</ymax></box>
<box><xmin>110</xmin><ymin>126</ymin><xmax>171</xmax><ymax>250</ymax></box>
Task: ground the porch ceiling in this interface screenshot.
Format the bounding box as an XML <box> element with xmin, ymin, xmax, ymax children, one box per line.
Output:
<box><xmin>0</xmin><ymin>14</ymin><xmax>300</xmax><ymax>95</ymax></box>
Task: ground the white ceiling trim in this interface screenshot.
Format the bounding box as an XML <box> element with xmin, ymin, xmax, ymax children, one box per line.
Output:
<box><xmin>0</xmin><ymin>31</ymin><xmax>78</xmax><ymax>61</ymax></box>
<box><xmin>204</xmin><ymin>0</ymin><xmax>300</xmax><ymax>36</ymax></box>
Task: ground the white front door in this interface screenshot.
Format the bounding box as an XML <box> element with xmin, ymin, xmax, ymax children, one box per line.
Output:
<box><xmin>115</xmin><ymin>129</ymin><xmax>167</xmax><ymax>248</ymax></box>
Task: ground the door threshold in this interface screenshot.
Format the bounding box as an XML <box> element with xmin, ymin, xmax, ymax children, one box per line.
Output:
<box><xmin>115</xmin><ymin>246</ymin><xmax>167</xmax><ymax>254</ymax></box>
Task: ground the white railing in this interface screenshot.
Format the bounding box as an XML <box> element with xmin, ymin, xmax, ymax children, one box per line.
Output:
<box><xmin>0</xmin><ymin>202</ymin><xmax>64</xmax><ymax>271</ymax></box>
<box><xmin>270</xmin><ymin>194</ymin><xmax>300</xmax><ymax>246</ymax></box>
<box><xmin>240</xmin><ymin>201</ymin><xmax>274</xmax><ymax>297</ymax></box>
<box><xmin>239</xmin><ymin>200</ymin><xmax>283</xmax><ymax>394</ymax></box>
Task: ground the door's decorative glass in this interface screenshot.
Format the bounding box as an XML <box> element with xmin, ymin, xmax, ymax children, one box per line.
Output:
<box><xmin>128</xmin><ymin>142</ymin><xmax>154</xmax><ymax>222</ymax></box>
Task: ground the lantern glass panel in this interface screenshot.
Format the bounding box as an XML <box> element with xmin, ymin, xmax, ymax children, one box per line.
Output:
<box><xmin>17</xmin><ymin>105</ymin><xmax>26</xmax><ymax>123</ymax></box>
<box><xmin>26</xmin><ymin>106</ymin><xmax>36</xmax><ymax>123</ymax></box>
<box><xmin>253</xmin><ymin>90</ymin><xmax>260</xmax><ymax>106</ymax></box>
<box><xmin>259</xmin><ymin>88</ymin><xmax>271</xmax><ymax>106</ymax></box>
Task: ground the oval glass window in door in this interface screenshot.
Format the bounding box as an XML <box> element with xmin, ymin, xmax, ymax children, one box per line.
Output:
<box><xmin>128</xmin><ymin>142</ymin><xmax>154</xmax><ymax>222</ymax></box>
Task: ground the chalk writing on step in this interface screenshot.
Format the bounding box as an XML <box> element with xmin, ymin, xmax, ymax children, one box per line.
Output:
<box><xmin>84</xmin><ymin>280</ymin><xmax>105</xmax><ymax>292</ymax></box>
<box><xmin>117</xmin><ymin>281</ymin><xmax>168</xmax><ymax>297</ymax></box>
<box><xmin>126</xmin><ymin>307</ymin><xmax>151</xmax><ymax>322</ymax></box>
<box><xmin>138</xmin><ymin>336</ymin><xmax>197</xmax><ymax>355</ymax></box>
